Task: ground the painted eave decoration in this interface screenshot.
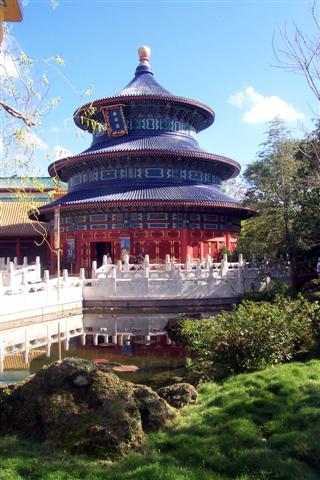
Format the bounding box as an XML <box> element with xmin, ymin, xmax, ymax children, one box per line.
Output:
<box><xmin>0</xmin><ymin>0</ymin><xmax>23</xmax><ymax>44</ymax></box>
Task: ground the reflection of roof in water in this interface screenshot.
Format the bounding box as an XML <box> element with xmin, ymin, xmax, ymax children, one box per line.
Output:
<box><xmin>3</xmin><ymin>350</ymin><xmax>45</xmax><ymax>371</ymax></box>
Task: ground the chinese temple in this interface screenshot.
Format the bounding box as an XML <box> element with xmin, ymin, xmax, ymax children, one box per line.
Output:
<box><xmin>36</xmin><ymin>46</ymin><xmax>252</xmax><ymax>273</ymax></box>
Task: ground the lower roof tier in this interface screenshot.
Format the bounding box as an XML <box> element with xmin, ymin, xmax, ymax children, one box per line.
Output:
<box><xmin>35</xmin><ymin>180</ymin><xmax>253</xmax><ymax>221</ymax></box>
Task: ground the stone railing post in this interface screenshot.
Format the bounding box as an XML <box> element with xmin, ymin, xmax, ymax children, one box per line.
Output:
<box><xmin>63</xmin><ymin>269</ymin><xmax>68</xmax><ymax>285</ymax></box>
<box><xmin>205</xmin><ymin>254</ymin><xmax>212</xmax><ymax>270</ymax></box>
<box><xmin>123</xmin><ymin>254</ymin><xmax>130</xmax><ymax>272</ymax></box>
<box><xmin>195</xmin><ymin>259</ymin><xmax>201</xmax><ymax>277</ymax></box>
<box><xmin>103</xmin><ymin>255</ymin><xmax>108</xmax><ymax>267</ymax></box>
<box><xmin>144</xmin><ymin>266</ymin><xmax>150</xmax><ymax>295</ymax></box>
<box><xmin>9</xmin><ymin>261</ymin><xmax>14</xmax><ymax>287</ymax></box>
<box><xmin>116</xmin><ymin>260</ymin><xmax>122</xmax><ymax>275</ymax></box>
<box><xmin>35</xmin><ymin>256</ymin><xmax>41</xmax><ymax>280</ymax></box>
<box><xmin>43</xmin><ymin>270</ymin><xmax>50</xmax><ymax>292</ymax></box>
<box><xmin>144</xmin><ymin>254</ymin><xmax>150</xmax><ymax>270</ymax></box>
<box><xmin>79</xmin><ymin>268</ymin><xmax>85</xmax><ymax>281</ymax></box>
<box><xmin>221</xmin><ymin>253</ymin><xmax>229</xmax><ymax>277</ymax></box>
<box><xmin>165</xmin><ymin>254</ymin><xmax>171</xmax><ymax>271</ymax></box>
<box><xmin>185</xmin><ymin>254</ymin><xmax>191</xmax><ymax>270</ymax></box>
<box><xmin>236</xmin><ymin>254</ymin><xmax>245</xmax><ymax>294</ymax></box>
<box><xmin>23</xmin><ymin>256</ymin><xmax>28</xmax><ymax>267</ymax></box>
<box><xmin>92</xmin><ymin>261</ymin><xmax>97</xmax><ymax>279</ymax></box>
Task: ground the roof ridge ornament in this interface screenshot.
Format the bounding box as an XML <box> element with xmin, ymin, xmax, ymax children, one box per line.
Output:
<box><xmin>138</xmin><ymin>45</ymin><xmax>151</xmax><ymax>64</ymax></box>
<box><xmin>135</xmin><ymin>45</ymin><xmax>153</xmax><ymax>76</ymax></box>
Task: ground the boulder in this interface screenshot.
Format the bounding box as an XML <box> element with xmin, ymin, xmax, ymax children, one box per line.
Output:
<box><xmin>157</xmin><ymin>382</ymin><xmax>198</xmax><ymax>409</ymax></box>
<box><xmin>132</xmin><ymin>384</ymin><xmax>174</xmax><ymax>432</ymax></box>
<box><xmin>0</xmin><ymin>358</ymin><xmax>172</xmax><ymax>457</ymax></box>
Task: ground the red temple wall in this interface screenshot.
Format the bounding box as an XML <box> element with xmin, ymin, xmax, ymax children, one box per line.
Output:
<box><xmin>52</xmin><ymin>228</ymin><xmax>238</xmax><ymax>274</ymax></box>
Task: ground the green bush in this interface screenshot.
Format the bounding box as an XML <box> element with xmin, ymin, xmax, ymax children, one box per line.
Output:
<box><xmin>179</xmin><ymin>296</ymin><xmax>320</xmax><ymax>379</ymax></box>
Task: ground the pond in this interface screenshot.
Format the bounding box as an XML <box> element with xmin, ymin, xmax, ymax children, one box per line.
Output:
<box><xmin>0</xmin><ymin>312</ymin><xmax>187</xmax><ymax>388</ymax></box>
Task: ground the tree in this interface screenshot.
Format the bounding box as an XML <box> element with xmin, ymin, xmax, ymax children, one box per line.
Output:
<box><xmin>0</xmin><ymin>23</ymin><xmax>93</xmax><ymax>177</ymax></box>
<box><xmin>238</xmin><ymin>119</ymin><xmax>300</xmax><ymax>260</ymax></box>
<box><xmin>237</xmin><ymin>118</ymin><xmax>320</xmax><ymax>267</ymax></box>
<box><xmin>293</xmin><ymin>121</ymin><xmax>320</xmax><ymax>253</ymax></box>
<box><xmin>0</xmin><ymin>9</ymin><xmax>93</xmax><ymax>259</ymax></box>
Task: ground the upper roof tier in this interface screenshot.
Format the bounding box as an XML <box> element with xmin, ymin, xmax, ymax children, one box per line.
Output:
<box><xmin>73</xmin><ymin>46</ymin><xmax>215</xmax><ymax>133</ymax></box>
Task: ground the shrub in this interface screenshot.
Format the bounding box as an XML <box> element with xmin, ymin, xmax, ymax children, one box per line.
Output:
<box><xmin>179</xmin><ymin>296</ymin><xmax>320</xmax><ymax>379</ymax></box>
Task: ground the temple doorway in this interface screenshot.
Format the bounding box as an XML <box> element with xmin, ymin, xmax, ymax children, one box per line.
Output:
<box><xmin>91</xmin><ymin>241</ymin><xmax>113</xmax><ymax>267</ymax></box>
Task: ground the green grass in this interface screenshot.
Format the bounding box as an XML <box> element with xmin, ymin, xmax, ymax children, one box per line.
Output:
<box><xmin>2</xmin><ymin>360</ymin><xmax>320</xmax><ymax>479</ymax></box>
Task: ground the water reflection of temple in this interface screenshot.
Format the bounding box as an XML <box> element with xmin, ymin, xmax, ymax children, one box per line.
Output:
<box><xmin>0</xmin><ymin>312</ymin><xmax>177</xmax><ymax>375</ymax></box>
<box><xmin>83</xmin><ymin>313</ymin><xmax>172</xmax><ymax>348</ymax></box>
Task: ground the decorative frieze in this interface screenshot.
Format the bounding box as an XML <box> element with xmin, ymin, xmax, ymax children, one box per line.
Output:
<box><xmin>69</xmin><ymin>167</ymin><xmax>222</xmax><ymax>189</ymax></box>
<box><xmin>58</xmin><ymin>211</ymin><xmax>241</xmax><ymax>233</ymax></box>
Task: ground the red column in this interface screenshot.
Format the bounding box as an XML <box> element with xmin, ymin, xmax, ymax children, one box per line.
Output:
<box><xmin>75</xmin><ymin>232</ymin><xmax>82</xmax><ymax>273</ymax></box>
<box><xmin>180</xmin><ymin>229</ymin><xmax>188</xmax><ymax>262</ymax></box>
<box><xmin>226</xmin><ymin>232</ymin><xmax>231</xmax><ymax>251</ymax></box>
<box><xmin>200</xmin><ymin>241</ymin><xmax>204</xmax><ymax>260</ymax></box>
<box><xmin>16</xmin><ymin>237</ymin><xmax>21</xmax><ymax>264</ymax></box>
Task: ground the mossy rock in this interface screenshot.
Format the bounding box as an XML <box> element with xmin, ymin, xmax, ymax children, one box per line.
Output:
<box><xmin>157</xmin><ymin>382</ymin><xmax>198</xmax><ymax>409</ymax></box>
<box><xmin>132</xmin><ymin>384</ymin><xmax>174</xmax><ymax>432</ymax></box>
<box><xmin>0</xmin><ymin>358</ymin><xmax>172</xmax><ymax>457</ymax></box>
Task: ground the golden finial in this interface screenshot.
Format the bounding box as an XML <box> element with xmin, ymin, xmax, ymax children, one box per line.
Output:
<box><xmin>138</xmin><ymin>45</ymin><xmax>151</xmax><ymax>64</ymax></box>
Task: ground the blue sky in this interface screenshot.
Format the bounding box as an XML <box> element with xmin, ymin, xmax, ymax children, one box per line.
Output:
<box><xmin>9</xmin><ymin>0</ymin><xmax>319</xmax><ymax>176</ymax></box>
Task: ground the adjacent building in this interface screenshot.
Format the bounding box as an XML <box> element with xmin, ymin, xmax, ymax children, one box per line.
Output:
<box><xmin>0</xmin><ymin>177</ymin><xmax>65</xmax><ymax>266</ymax></box>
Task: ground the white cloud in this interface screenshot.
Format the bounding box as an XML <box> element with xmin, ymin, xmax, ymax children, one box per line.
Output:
<box><xmin>51</xmin><ymin>126</ymin><xmax>62</xmax><ymax>134</ymax></box>
<box><xmin>54</xmin><ymin>145</ymin><xmax>73</xmax><ymax>159</ymax></box>
<box><xmin>228</xmin><ymin>86</ymin><xmax>305</xmax><ymax>124</ymax></box>
<box><xmin>0</xmin><ymin>51</ymin><xmax>19</xmax><ymax>79</ymax></box>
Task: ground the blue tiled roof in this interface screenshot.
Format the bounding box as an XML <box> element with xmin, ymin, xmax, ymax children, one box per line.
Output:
<box><xmin>49</xmin><ymin>132</ymin><xmax>240</xmax><ymax>182</ymax></box>
<box><xmin>42</xmin><ymin>181</ymin><xmax>241</xmax><ymax>208</ymax></box>
<box><xmin>117</xmin><ymin>67</ymin><xmax>172</xmax><ymax>97</ymax></box>
<box><xmin>73</xmin><ymin>60</ymin><xmax>215</xmax><ymax>133</ymax></box>
<box><xmin>84</xmin><ymin>132</ymin><xmax>204</xmax><ymax>155</ymax></box>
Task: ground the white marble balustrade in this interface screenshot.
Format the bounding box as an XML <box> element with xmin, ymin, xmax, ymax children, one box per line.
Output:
<box><xmin>0</xmin><ymin>253</ymin><xmax>291</xmax><ymax>324</ymax></box>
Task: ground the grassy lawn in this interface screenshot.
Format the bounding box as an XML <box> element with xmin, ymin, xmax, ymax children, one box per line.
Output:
<box><xmin>1</xmin><ymin>360</ymin><xmax>320</xmax><ymax>479</ymax></box>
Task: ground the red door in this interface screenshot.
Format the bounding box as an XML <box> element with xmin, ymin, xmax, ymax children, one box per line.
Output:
<box><xmin>191</xmin><ymin>242</ymin><xmax>200</xmax><ymax>260</ymax></box>
<box><xmin>80</xmin><ymin>242</ymin><xmax>92</xmax><ymax>276</ymax></box>
<box><xmin>159</xmin><ymin>241</ymin><xmax>171</xmax><ymax>261</ymax></box>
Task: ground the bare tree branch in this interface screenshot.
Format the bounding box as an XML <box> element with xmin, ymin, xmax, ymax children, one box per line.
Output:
<box><xmin>0</xmin><ymin>100</ymin><xmax>36</xmax><ymax>127</ymax></box>
<box><xmin>273</xmin><ymin>1</ymin><xmax>320</xmax><ymax>104</ymax></box>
